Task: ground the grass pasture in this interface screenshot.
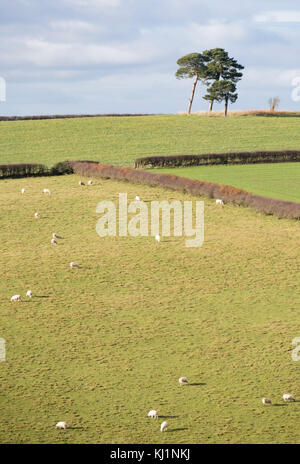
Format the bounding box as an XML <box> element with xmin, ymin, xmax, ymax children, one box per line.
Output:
<box><xmin>151</xmin><ymin>163</ymin><xmax>300</xmax><ymax>203</ymax></box>
<box><xmin>0</xmin><ymin>174</ymin><xmax>300</xmax><ymax>444</ymax></box>
<box><xmin>1</xmin><ymin>114</ymin><xmax>300</xmax><ymax>167</ymax></box>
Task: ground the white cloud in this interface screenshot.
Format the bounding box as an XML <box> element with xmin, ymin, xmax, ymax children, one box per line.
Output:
<box><xmin>50</xmin><ymin>20</ymin><xmax>96</xmax><ymax>32</ymax></box>
<box><xmin>64</xmin><ymin>0</ymin><xmax>121</xmax><ymax>9</ymax></box>
<box><xmin>254</xmin><ymin>11</ymin><xmax>300</xmax><ymax>23</ymax></box>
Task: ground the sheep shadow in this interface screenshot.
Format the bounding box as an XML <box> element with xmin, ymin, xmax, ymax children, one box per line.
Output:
<box><xmin>159</xmin><ymin>415</ymin><xmax>179</xmax><ymax>419</ymax></box>
<box><xmin>167</xmin><ymin>427</ymin><xmax>188</xmax><ymax>433</ymax></box>
<box><xmin>66</xmin><ymin>426</ymin><xmax>85</xmax><ymax>430</ymax></box>
<box><xmin>273</xmin><ymin>403</ymin><xmax>288</xmax><ymax>407</ymax></box>
<box><xmin>35</xmin><ymin>295</ymin><xmax>50</xmax><ymax>299</ymax></box>
<box><xmin>189</xmin><ymin>382</ymin><xmax>206</xmax><ymax>386</ymax></box>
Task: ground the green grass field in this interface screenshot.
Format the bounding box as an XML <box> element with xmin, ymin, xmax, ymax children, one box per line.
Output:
<box><xmin>1</xmin><ymin>174</ymin><xmax>300</xmax><ymax>444</ymax></box>
<box><xmin>1</xmin><ymin>114</ymin><xmax>300</xmax><ymax>167</ymax></box>
<box><xmin>151</xmin><ymin>163</ymin><xmax>300</xmax><ymax>203</ymax></box>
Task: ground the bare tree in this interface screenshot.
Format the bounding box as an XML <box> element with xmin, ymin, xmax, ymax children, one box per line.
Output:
<box><xmin>268</xmin><ymin>97</ymin><xmax>280</xmax><ymax>111</ymax></box>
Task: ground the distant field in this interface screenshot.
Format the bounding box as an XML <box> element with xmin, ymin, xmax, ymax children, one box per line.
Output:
<box><xmin>0</xmin><ymin>175</ymin><xmax>300</xmax><ymax>444</ymax></box>
<box><xmin>151</xmin><ymin>163</ymin><xmax>300</xmax><ymax>203</ymax></box>
<box><xmin>1</xmin><ymin>114</ymin><xmax>300</xmax><ymax>167</ymax></box>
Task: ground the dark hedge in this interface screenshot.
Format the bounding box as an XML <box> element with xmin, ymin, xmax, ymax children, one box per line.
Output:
<box><xmin>135</xmin><ymin>150</ymin><xmax>300</xmax><ymax>168</ymax></box>
<box><xmin>0</xmin><ymin>163</ymin><xmax>49</xmax><ymax>178</ymax></box>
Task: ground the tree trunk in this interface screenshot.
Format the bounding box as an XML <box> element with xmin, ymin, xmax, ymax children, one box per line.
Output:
<box><xmin>187</xmin><ymin>75</ymin><xmax>198</xmax><ymax>114</ymax></box>
<box><xmin>208</xmin><ymin>100</ymin><xmax>214</xmax><ymax>112</ymax></box>
<box><xmin>224</xmin><ymin>97</ymin><xmax>228</xmax><ymax>117</ymax></box>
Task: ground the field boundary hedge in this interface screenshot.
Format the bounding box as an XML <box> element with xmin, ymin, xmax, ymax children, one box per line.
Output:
<box><xmin>70</xmin><ymin>161</ymin><xmax>300</xmax><ymax>220</ymax></box>
<box><xmin>0</xmin><ymin>163</ymin><xmax>49</xmax><ymax>178</ymax></box>
<box><xmin>0</xmin><ymin>114</ymin><xmax>155</xmax><ymax>122</ymax></box>
<box><xmin>0</xmin><ymin>160</ymin><xmax>76</xmax><ymax>179</ymax></box>
<box><xmin>135</xmin><ymin>150</ymin><xmax>300</xmax><ymax>168</ymax></box>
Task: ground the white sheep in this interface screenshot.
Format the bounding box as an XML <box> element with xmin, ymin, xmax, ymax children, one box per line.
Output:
<box><xmin>283</xmin><ymin>393</ymin><xmax>295</xmax><ymax>402</ymax></box>
<box><xmin>43</xmin><ymin>188</ymin><xmax>51</xmax><ymax>195</ymax></box>
<box><xmin>88</xmin><ymin>180</ymin><xmax>93</xmax><ymax>185</ymax></box>
<box><xmin>262</xmin><ymin>398</ymin><xmax>272</xmax><ymax>405</ymax></box>
<box><xmin>55</xmin><ymin>421</ymin><xmax>67</xmax><ymax>430</ymax></box>
<box><xmin>26</xmin><ymin>290</ymin><xmax>32</xmax><ymax>298</ymax></box>
<box><xmin>52</xmin><ymin>233</ymin><xmax>63</xmax><ymax>239</ymax></box>
<box><xmin>51</xmin><ymin>238</ymin><xmax>57</xmax><ymax>245</ymax></box>
<box><xmin>135</xmin><ymin>196</ymin><xmax>140</xmax><ymax>201</ymax></box>
<box><xmin>70</xmin><ymin>262</ymin><xmax>79</xmax><ymax>268</ymax></box>
<box><xmin>34</xmin><ymin>212</ymin><xmax>39</xmax><ymax>218</ymax></box>
<box><xmin>79</xmin><ymin>181</ymin><xmax>85</xmax><ymax>186</ymax></box>
<box><xmin>160</xmin><ymin>421</ymin><xmax>168</xmax><ymax>432</ymax></box>
<box><xmin>155</xmin><ymin>235</ymin><xmax>161</xmax><ymax>243</ymax></box>
<box><xmin>216</xmin><ymin>199</ymin><xmax>224</xmax><ymax>206</ymax></box>
<box><xmin>148</xmin><ymin>410</ymin><xmax>158</xmax><ymax>419</ymax></box>
<box><xmin>21</xmin><ymin>188</ymin><xmax>26</xmax><ymax>194</ymax></box>
<box><xmin>11</xmin><ymin>294</ymin><xmax>21</xmax><ymax>302</ymax></box>
<box><xmin>179</xmin><ymin>376</ymin><xmax>188</xmax><ymax>386</ymax></box>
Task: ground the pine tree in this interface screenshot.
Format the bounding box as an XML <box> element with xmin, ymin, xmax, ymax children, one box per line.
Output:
<box><xmin>202</xmin><ymin>48</ymin><xmax>243</xmax><ymax>111</ymax></box>
<box><xmin>175</xmin><ymin>53</ymin><xmax>209</xmax><ymax>114</ymax></box>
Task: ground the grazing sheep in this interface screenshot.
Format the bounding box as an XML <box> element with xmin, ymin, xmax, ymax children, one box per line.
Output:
<box><xmin>88</xmin><ymin>180</ymin><xmax>93</xmax><ymax>185</ymax></box>
<box><xmin>148</xmin><ymin>410</ymin><xmax>158</xmax><ymax>419</ymax></box>
<box><xmin>26</xmin><ymin>290</ymin><xmax>32</xmax><ymax>298</ymax></box>
<box><xmin>160</xmin><ymin>421</ymin><xmax>168</xmax><ymax>432</ymax></box>
<box><xmin>51</xmin><ymin>238</ymin><xmax>57</xmax><ymax>245</ymax></box>
<box><xmin>52</xmin><ymin>233</ymin><xmax>63</xmax><ymax>239</ymax></box>
<box><xmin>262</xmin><ymin>398</ymin><xmax>272</xmax><ymax>405</ymax></box>
<box><xmin>135</xmin><ymin>196</ymin><xmax>140</xmax><ymax>201</ymax></box>
<box><xmin>43</xmin><ymin>188</ymin><xmax>51</xmax><ymax>195</ymax></box>
<box><xmin>155</xmin><ymin>235</ymin><xmax>161</xmax><ymax>243</ymax></box>
<box><xmin>70</xmin><ymin>262</ymin><xmax>79</xmax><ymax>268</ymax></box>
<box><xmin>55</xmin><ymin>421</ymin><xmax>67</xmax><ymax>430</ymax></box>
<box><xmin>179</xmin><ymin>377</ymin><xmax>188</xmax><ymax>386</ymax></box>
<box><xmin>283</xmin><ymin>394</ymin><xmax>295</xmax><ymax>402</ymax></box>
<box><xmin>34</xmin><ymin>212</ymin><xmax>39</xmax><ymax>218</ymax></box>
<box><xmin>216</xmin><ymin>199</ymin><xmax>224</xmax><ymax>206</ymax></box>
<box><xmin>11</xmin><ymin>294</ymin><xmax>21</xmax><ymax>302</ymax></box>
<box><xmin>21</xmin><ymin>188</ymin><xmax>26</xmax><ymax>194</ymax></box>
<box><xmin>78</xmin><ymin>181</ymin><xmax>85</xmax><ymax>186</ymax></box>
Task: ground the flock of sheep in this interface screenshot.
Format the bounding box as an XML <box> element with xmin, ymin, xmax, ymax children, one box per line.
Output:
<box><xmin>13</xmin><ymin>181</ymin><xmax>295</xmax><ymax>436</ymax></box>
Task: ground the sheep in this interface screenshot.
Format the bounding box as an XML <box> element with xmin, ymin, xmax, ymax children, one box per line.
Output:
<box><xmin>34</xmin><ymin>212</ymin><xmax>39</xmax><ymax>219</ymax></box>
<box><xmin>11</xmin><ymin>294</ymin><xmax>21</xmax><ymax>302</ymax></box>
<box><xmin>52</xmin><ymin>233</ymin><xmax>63</xmax><ymax>239</ymax></box>
<box><xmin>55</xmin><ymin>421</ymin><xmax>67</xmax><ymax>430</ymax></box>
<box><xmin>148</xmin><ymin>410</ymin><xmax>158</xmax><ymax>419</ymax></box>
<box><xmin>88</xmin><ymin>180</ymin><xmax>93</xmax><ymax>185</ymax></box>
<box><xmin>78</xmin><ymin>181</ymin><xmax>85</xmax><ymax>186</ymax></box>
<box><xmin>179</xmin><ymin>376</ymin><xmax>188</xmax><ymax>386</ymax></box>
<box><xmin>51</xmin><ymin>238</ymin><xmax>57</xmax><ymax>245</ymax></box>
<box><xmin>26</xmin><ymin>290</ymin><xmax>32</xmax><ymax>298</ymax></box>
<box><xmin>262</xmin><ymin>398</ymin><xmax>272</xmax><ymax>405</ymax></box>
<box><xmin>216</xmin><ymin>199</ymin><xmax>224</xmax><ymax>206</ymax></box>
<box><xmin>135</xmin><ymin>196</ymin><xmax>140</xmax><ymax>201</ymax></box>
<box><xmin>43</xmin><ymin>188</ymin><xmax>51</xmax><ymax>195</ymax></box>
<box><xmin>70</xmin><ymin>262</ymin><xmax>79</xmax><ymax>268</ymax></box>
<box><xmin>160</xmin><ymin>421</ymin><xmax>168</xmax><ymax>432</ymax></box>
<box><xmin>21</xmin><ymin>188</ymin><xmax>26</xmax><ymax>194</ymax></box>
<box><xmin>283</xmin><ymin>393</ymin><xmax>295</xmax><ymax>402</ymax></box>
<box><xmin>155</xmin><ymin>235</ymin><xmax>161</xmax><ymax>243</ymax></box>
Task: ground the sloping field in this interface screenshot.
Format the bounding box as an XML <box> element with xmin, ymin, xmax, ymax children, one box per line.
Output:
<box><xmin>1</xmin><ymin>114</ymin><xmax>300</xmax><ymax>167</ymax></box>
<box><xmin>0</xmin><ymin>175</ymin><xmax>299</xmax><ymax>444</ymax></box>
<box><xmin>151</xmin><ymin>163</ymin><xmax>300</xmax><ymax>203</ymax></box>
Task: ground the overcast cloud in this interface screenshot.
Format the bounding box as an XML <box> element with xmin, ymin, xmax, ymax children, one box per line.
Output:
<box><xmin>0</xmin><ymin>0</ymin><xmax>300</xmax><ymax>115</ymax></box>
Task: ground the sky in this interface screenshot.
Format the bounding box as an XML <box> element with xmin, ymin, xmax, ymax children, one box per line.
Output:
<box><xmin>1</xmin><ymin>0</ymin><xmax>300</xmax><ymax>115</ymax></box>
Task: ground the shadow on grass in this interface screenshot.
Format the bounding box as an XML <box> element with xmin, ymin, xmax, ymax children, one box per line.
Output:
<box><xmin>273</xmin><ymin>404</ymin><xmax>288</xmax><ymax>407</ymax></box>
<box><xmin>189</xmin><ymin>382</ymin><xmax>206</xmax><ymax>386</ymax></box>
<box><xmin>67</xmin><ymin>426</ymin><xmax>85</xmax><ymax>430</ymax></box>
<box><xmin>167</xmin><ymin>427</ymin><xmax>188</xmax><ymax>433</ymax></box>
<box><xmin>35</xmin><ymin>296</ymin><xmax>50</xmax><ymax>299</ymax></box>
<box><xmin>159</xmin><ymin>415</ymin><xmax>179</xmax><ymax>419</ymax></box>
